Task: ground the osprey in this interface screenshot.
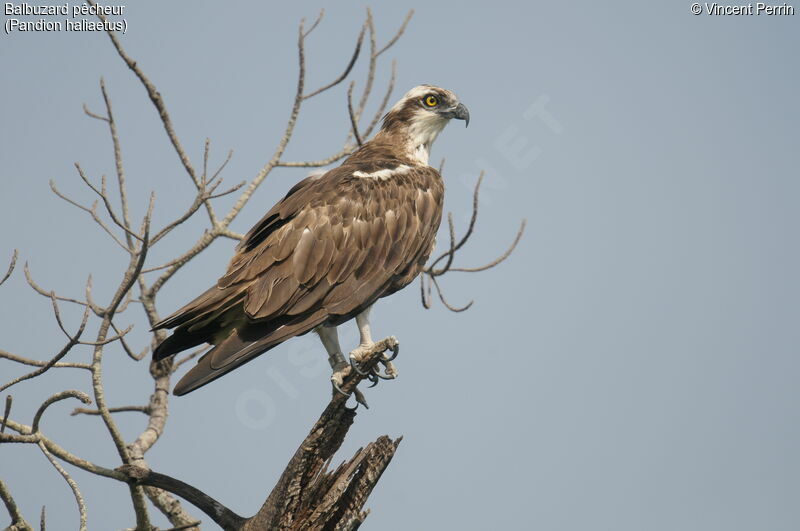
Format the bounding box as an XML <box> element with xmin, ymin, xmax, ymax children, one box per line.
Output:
<box><xmin>152</xmin><ymin>85</ymin><xmax>469</xmax><ymax>395</ymax></box>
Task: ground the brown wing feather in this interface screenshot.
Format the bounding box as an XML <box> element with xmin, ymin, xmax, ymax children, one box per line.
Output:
<box><xmin>153</xmin><ymin>161</ymin><xmax>443</xmax><ymax>394</ymax></box>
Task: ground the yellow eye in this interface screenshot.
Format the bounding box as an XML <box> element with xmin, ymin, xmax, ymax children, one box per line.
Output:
<box><xmin>424</xmin><ymin>95</ymin><xmax>439</xmax><ymax>107</ymax></box>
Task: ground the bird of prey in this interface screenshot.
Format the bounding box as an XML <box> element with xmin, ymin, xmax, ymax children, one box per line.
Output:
<box><xmin>152</xmin><ymin>85</ymin><xmax>469</xmax><ymax>396</ymax></box>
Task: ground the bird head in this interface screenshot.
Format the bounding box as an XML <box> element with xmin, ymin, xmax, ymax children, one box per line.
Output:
<box><xmin>378</xmin><ymin>85</ymin><xmax>469</xmax><ymax>164</ymax></box>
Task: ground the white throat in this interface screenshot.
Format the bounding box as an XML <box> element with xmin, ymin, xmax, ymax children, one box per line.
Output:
<box><xmin>405</xmin><ymin>112</ymin><xmax>448</xmax><ymax>165</ymax></box>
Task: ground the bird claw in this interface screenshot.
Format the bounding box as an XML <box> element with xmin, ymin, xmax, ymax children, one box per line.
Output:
<box><xmin>373</xmin><ymin>360</ymin><xmax>398</xmax><ymax>380</ymax></box>
<box><xmin>332</xmin><ymin>380</ymin><xmax>349</xmax><ymax>397</ymax></box>
<box><xmin>337</xmin><ymin>337</ymin><xmax>401</xmax><ymax>401</ymax></box>
<box><xmin>339</xmin><ymin>383</ymin><xmax>370</xmax><ymax>410</ymax></box>
<box><xmin>349</xmin><ymin>355</ymin><xmax>371</xmax><ymax>376</ymax></box>
<box><xmin>381</xmin><ymin>337</ymin><xmax>400</xmax><ymax>362</ymax></box>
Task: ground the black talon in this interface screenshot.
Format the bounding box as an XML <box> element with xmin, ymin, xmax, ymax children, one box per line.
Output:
<box><xmin>333</xmin><ymin>381</ymin><xmax>349</xmax><ymax>397</ymax></box>
<box><xmin>350</xmin><ymin>357</ymin><xmax>370</xmax><ymax>376</ymax></box>
<box><xmin>382</xmin><ymin>343</ymin><xmax>400</xmax><ymax>362</ymax></box>
<box><xmin>374</xmin><ymin>370</ymin><xmax>395</xmax><ymax>380</ymax></box>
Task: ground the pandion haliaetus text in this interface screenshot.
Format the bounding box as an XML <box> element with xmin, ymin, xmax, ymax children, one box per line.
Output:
<box><xmin>152</xmin><ymin>85</ymin><xmax>469</xmax><ymax>395</ymax></box>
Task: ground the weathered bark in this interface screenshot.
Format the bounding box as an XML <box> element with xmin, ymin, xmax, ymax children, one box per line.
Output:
<box><xmin>119</xmin><ymin>339</ymin><xmax>401</xmax><ymax>530</ymax></box>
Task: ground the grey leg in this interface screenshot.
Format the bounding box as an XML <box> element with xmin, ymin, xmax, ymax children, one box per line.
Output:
<box><xmin>315</xmin><ymin>325</ymin><xmax>349</xmax><ymax>387</ymax></box>
<box><xmin>349</xmin><ymin>305</ymin><xmax>398</xmax><ymax>379</ymax></box>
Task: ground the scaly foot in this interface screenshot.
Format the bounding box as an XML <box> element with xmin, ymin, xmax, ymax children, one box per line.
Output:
<box><xmin>349</xmin><ymin>336</ymin><xmax>400</xmax><ymax>384</ymax></box>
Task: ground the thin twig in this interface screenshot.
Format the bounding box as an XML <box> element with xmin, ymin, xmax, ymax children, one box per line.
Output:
<box><xmin>0</xmin><ymin>350</ymin><xmax>91</xmax><ymax>370</ymax></box>
<box><xmin>276</xmin><ymin>146</ymin><xmax>356</xmax><ymax>168</ymax></box>
<box><xmin>22</xmin><ymin>262</ymin><xmax>89</xmax><ymax>309</ymax></box>
<box><xmin>0</xmin><ymin>478</ymin><xmax>32</xmax><ymax>531</ymax></box>
<box><xmin>99</xmin><ymin>77</ymin><xmax>135</xmax><ymax>247</ymax></box>
<box><xmin>302</xmin><ymin>9</ymin><xmax>325</xmax><ymax>38</ymax></box>
<box><xmin>1</xmin><ymin>417</ymin><xmax>125</xmax><ymax>480</ymax></box>
<box><xmin>88</xmin><ymin>0</ymin><xmax>200</xmax><ymax>190</ymax></box>
<box><xmin>0</xmin><ymin>305</ymin><xmax>90</xmax><ymax>393</ymax></box>
<box><xmin>110</xmin><ymin>320</ymin><xmax>147</xmax><ymax>361</ymax></box>
<box><xmin>445</xmin><ymin>220</ymin><xmax>526</xmax><ymax>273</ymax></box>
<box><xmin>49</xmin><ymin>180</ymin><xmax>133</xmax><ymax>253</ymax></box>
<box><xmin>419</xmin><ymin>274</ymin><xmax>432</xmax><ymax>309</ymax></box>
<box><xmin>347</xmin><ymin>81</ymin><xmax>363</xmax><ymax>146</ymax></box>
<box><xmin>37</xmin><ymin>441</ymin><xmax>88</xmax><ymax>531</ymax></box>
<box><xmin>1</xmin><ymin>395</ymin><xmax>11</xmax><ymax>433</ymax></box>
<box><xmin>428</xmin><ymin>172</ymin><xmax>484</xmax><ymax>273</ymax></box>
<box><xmin>74</xmin><ymin>163</ymin><xmax>142</xmax><ymax>243</ymax></box>
<box><xmin>0</xmin><ymin>250</ymin><xmax>18</xmax><ymax>287</ymax></box>
<box><xmin>82</xmin><ymin>103</ymin><xmax>109</xmax><ymax>122</ymax></box>
<box><xmin>32</xmin><ymin>391</ymin><xmax>92</xmax><ymax>433</ymax></box>
<box><xmin>356</xmin><ymin>8</ymin><xmax>377</xmax><ymax>121</ymax></box>
<box><xmin>376</xmin><ymin>10</ymin><xmax>414</xmax><ymax>57</ymax></box>
<box><xmin>173</xmin><ymin>347</ymin><xmax>205</xmax><ymax>370</ymax></box>
<box><xmin>84</xmin><ymin>275</ymin><xmax>108</xmax><ymax>317</ymax></box>
<box><xmin>362</xmin><ymin>59</ymin><xmax>397</xmax><ymax>138</ymax></box>
<box><xmin>434</xmin><ymin>213</ymin><xmax>457</xmax><ymax>278</ymax></box>
<box><xmin>429</xmin><ymin>275</ymin><xmax>473</xmax><ymax>313</ymax></box>
<box><xmin>71</xmin><ymin>405</ymin><xmax>150</xmax><ymax>417</ymax></box>
<box><xmin>303</xmin><ymin>24</ymin><xmax>365</xmax><ymax>100</ymax></box>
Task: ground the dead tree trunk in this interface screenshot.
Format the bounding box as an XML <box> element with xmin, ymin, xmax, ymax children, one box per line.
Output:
<box><xmin>119</xmin><ymin>339</ymin><xmax>401</xmax><ymax>530</ymax></box>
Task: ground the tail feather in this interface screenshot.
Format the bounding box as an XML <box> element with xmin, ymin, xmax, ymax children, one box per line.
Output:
<box><xmin>173</xmin><ymin>310</ymin><xmax>327</xmax><ymax>395</ymax></box>
<box><xmin>152</xmin><ymin>328</ymin><xmax>209</xmax><ymax>361</ymax></box>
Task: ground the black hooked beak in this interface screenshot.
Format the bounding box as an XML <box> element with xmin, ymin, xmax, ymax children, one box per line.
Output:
<box><xmin>441</xmin><ymin>102</ymin><xmax>470</xmax><ymax>127</ymax></box>
<box><xmin>452</xmin><ymin>102</ymin><xmax>470</xmax><ymax>127</ymax></box>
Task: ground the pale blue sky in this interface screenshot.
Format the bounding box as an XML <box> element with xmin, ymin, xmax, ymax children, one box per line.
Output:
<box><xmin>1</xmin><ymin>2</ymin><xmax>799</xmax><ymax>530</ymax></box>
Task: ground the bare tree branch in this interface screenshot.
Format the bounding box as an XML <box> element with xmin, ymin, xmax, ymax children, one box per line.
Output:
<box><xmin>0</xmin><ymin>306</ymin><xmax>90</xmax><ymax>393</ymax></box>
<box><xmin>0</xmin><ymin>350</ymin><xmax>91</xmax><ymax>370</ymax></box>
<box><xmin>301</xmin><ymin>8</ymin><xmax>325</xmax><ymax>38</ymax></box>
<box><xmin>428</xmin><ymin>172</ymin><xmax>485</xmax><ymax>274</ymax></box>
<box><xmin>49</xmin><ymin>180</ymin><xmax>133</xmax><ymax>253</ymax></box>
<box><xmin>347</xmin><ymin>81</ymin><xmax>364</xmax><ymax>147</ymax></box>
<box><xmin>116</xmin><ymin>340</ymin><xmax>403</xmax><ymax>531</ymax></box>
<box><xmin>22</xmin><ymin>262</ymin><xmax>90</xmax><ymax>309</ymax></box>
<box><xmin>73</xmin><ymin>163</ymin><xmax>142</xmax><ymax>244</ymax></box>
<box><xmin>303</xmin><ymin>24</ymin><xmax>365</xmax><ymax>100</ymax></box>
<box><xmin>429</xmin><ymin>274</ymin><xmax>473</xmax><ymax>313</ymax></box>
<box><xmin>98</xmin><ymin>77</ymin><xmax>135</xmax><ymax>246</ymax></box>
<box><xmin>173</xmin><ymin>347</ymin><xmax>205</xmax><ymax>370</ymax></box>
<box><xmin>420</xmin><ymin>173</ymin><xmax>526</xmax><ymax>312</ymax></box>
<box><xmin>87</xmin><ymin>0</ymin><xmax>201</xmax><ymax>192</ymax></box>
<box><xmin>445</xmin><ymin>220</ymin><xmax>526</xmax><ymax>273</ymax></box>
<box><xmin>37</xmin><ymin>441</ymin><xmax>87</xmax><ymax>531</ymax></box>
<box><xmin>0</xmin><ymin>478</ymin><xmax>33</xmax><ymax>531</ymax></box>
<box><xmin>118</xmin><ymin>466</ymin><xmax>246</xmax><ymax>530</ymax></box>
<box><xmin>1</xmin><ymin>395</ymin><xmax>11</xmax><ymax>434</ymax></box>
<box><xmin>376</xmin><ymin>9</ymin><xmax>414</xmax><ymax>57</ymax></box>
<box><xmin>362</xmin><ymin>59</ymin><xmax>398</xmax><ymax>138</ymax></box>
<box><xmin>1</xmin><ymin>417</ymin><xmax>126</xmax><ymax>480</ymax></box>
<box><xmin>71</xmin><ymin>405</ymin><xmax>150</xmax><ymax>417</ymax></box>
<box><xmin>32</xmin><ymin>390</ymin><xmax>92</xmax><ymax>433</ymax></box>
<box><xmin>109</xmin><ymin>320</ymin><xmax>147</xmax><ymax>361</ymax></box>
